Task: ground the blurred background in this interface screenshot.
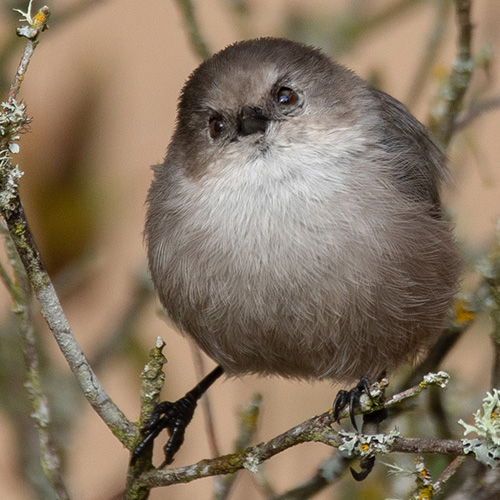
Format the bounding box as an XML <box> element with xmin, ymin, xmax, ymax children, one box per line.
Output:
<box><xmin>0</xmin><ymin>0</ymin><xmax>499</xmax><ymax>499</ymax></box>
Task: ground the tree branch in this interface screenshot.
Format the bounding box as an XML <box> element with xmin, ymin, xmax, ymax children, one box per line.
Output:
<box><xmin>0</xmin><ymin>2</ymin><xmax>137</xmax><ymax>450</ymax></box>
<box><xmin>174</xmin><ymin>0</ymin><xmax>211</xmax><ymax>60</ymax></box>
<box><xmin>404</xmin><ymin>0</ymin><xmax>452</xmax><ymax>110</ymax></box>
<box><xmin>0</xmin><ymin>222</ymin><xmax>70</xmax><ymax>499</ymax></box>
<box><xmin>130</xmin><ymin>373</ymin><xmax>465</xmax><ymax>490</ymax></box>
<box><xmin>454</xmin><ymin>94</ymin><xmax>500</xmax><ymax>131</ymax></box>
<box><xmin>214</xmin><ymin>393</ymin><xmax>263</xmax><ymax>500</ymax></box>
<box><xmin>431</xmin><ymin>0</ymin><xmax>474</xmax><ymax>146</ymax></box>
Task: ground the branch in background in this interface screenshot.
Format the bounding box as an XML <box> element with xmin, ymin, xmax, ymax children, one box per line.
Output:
<box><xmin>285</xmin><ymin>0</ymin><xmax>424</xmax><ymax>58</ymax></box>
<box><xmin>174</xmin><ymin>0</ymin><xmax>211</xmax><ymax>60</ymax></box>
<box><xmin>271</xmin><ymin>453</ymin><xmax>351</xmax><ymax>500</ymax></box>
<box><xmin>404</xmin><ymin>0</ymin><xmax>451</xmax><ymax>110</ymax></box>
<box><xmin>90</xmin><ymin>271</ymin><xmax>155</xmax><ymax>372</ymax></box>
<box><xmin>434</xmin><ymin>455</ymin><xmax>468</xmax><ymax>493</ymax></box>
<box><xmin>483</xmin><ymin>249</ymin><xmax>500</xmax><ymax>390</ymax></box>
<box><xmin>0</xmin><ymin>1</ymin><xmax>137</xmax><ymax>450</ymax></box>
<box><xmin>214</xmin><ymin>393</ymin><xmax>263</xmax><ymax>500</ymax></box>
<box><xmin>454</xmin><ymin>94</ymin><xmax>500</xmax><ymax>131</ymax></box>
<box><xmin>431</xmin><ymin>0</ymin><xmax>474</xmax><ymax>146</ymax></box>
<box><xmin>0</xmin><ymin>222</ymin><xmax>70</xmax><ymax>499</ymax></box>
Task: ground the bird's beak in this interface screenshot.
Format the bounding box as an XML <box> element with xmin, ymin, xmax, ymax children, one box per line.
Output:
<box><xmin>238</xmin><ymin>106</ymin><xmax>270</xmax><ymax>136</ymax></box>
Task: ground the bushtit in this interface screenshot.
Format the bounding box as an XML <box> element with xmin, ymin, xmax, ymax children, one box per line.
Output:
<box><xmin>140</xmin><ymin>38</ymin><xmax>459</xmax><ymax>466</ymax></box>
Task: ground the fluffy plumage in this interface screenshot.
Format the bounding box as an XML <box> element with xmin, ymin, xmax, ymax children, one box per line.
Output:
<box><xmin>145</xmin><ymin>38</ymin><xmax>460</xmax><ymax>382</ymax></box>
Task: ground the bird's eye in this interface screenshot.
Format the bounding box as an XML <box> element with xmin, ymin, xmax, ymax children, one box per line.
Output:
<box><xmin>209</xmin><ymin>117</ymin><xmax>224</xmax><ymax>138</ymax></box>
<box><xmin>276</xmin><ymin>87</ymin><xmax>298</xmax><ymax>106</ymax></box>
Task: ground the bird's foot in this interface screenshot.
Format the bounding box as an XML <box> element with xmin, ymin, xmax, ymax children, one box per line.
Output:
<box><xmin>131</xmin><ymin>365</ymin><xmax>224</xmax><ymax>467</ymax></box>
<box><xmin>132</xmin><ymin>393</ymin><xmax>198</xmax><ymax>467</ymax></box>
<box><xmin>332</xmin><ymin>375</ymin><xmax>373</xmax><ymax>430</ymax></box>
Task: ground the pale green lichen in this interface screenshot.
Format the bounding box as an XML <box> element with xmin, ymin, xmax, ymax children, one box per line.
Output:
<box><xmin>0</xmin><ymin>99</ymin><xmax>28</xmax><ymax>144</ymax></box>
<box><xmin>242</xmin><ymin>453</ymin><xmax>260</xmax><ymax>473</ymax></box>
<box><xmin>459</xmin><ymin>389</ymin><xmax>500</xmax><ymax>468</ymax></box>
<box><xmin>384</xmin><ymin>456</ymin><xmax>434</xmax><ymax>500</ymax></box>
<box><xmin>1</xmin><ymin>100</ymin><xmax>28</xmax><ymax>213</ymax></box>
<box><xmin>338</xmin><ymin>428</ymin><xmax>400</xmax><ymax>458</ymax></box>
<box><xmin>0</xmin><ymin>151</ymin><xmax>23</xmax><ymax>215</ymax></box>
<box><xmin>421</xmin><ymin>371</ymin><xmax>450</xmax><ymax>389</ymax></box>
<box><xmin>14</xmin><ymin>0</ymin><xmax>36</xmax><ymax>24</ymax></box>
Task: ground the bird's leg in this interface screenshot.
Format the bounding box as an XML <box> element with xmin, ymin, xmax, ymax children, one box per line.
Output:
<box><xmin>132</xmin><ymin>365</ymin><xmax>224</xmax><ymax>467</ymax></box>
<box><xmin>350</xmin><ymin>407</ymin><xmax>388</xmax><ymax>480</ymax></box>
<box><xmin>332</xmin><ymin>374</ymin><xmax>387</xmax><ymax>481</ymax></box>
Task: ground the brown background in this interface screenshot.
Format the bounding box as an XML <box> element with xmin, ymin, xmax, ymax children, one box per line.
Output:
<box><xmin>1</xmin><ymin>0</ymin><xmax>500</xmax><ymax>499</ymax></box>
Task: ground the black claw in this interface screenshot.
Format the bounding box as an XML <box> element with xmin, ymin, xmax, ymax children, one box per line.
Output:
<box><xmin>350</xmin><ymin>456</ymin><xmax>375</xmax><ymax>481</ymax></box>
<box><xmin>332</xmin><ymin>390</ymin><xmax>349</xmax><ymax>422</ymax></box>
<box><xmin>348</xmin><ymin>389</ymin><xmax>360</xmax><ymax>430</ymax></box>
<box><xmin>359</xmin><ymin>376</ymin><xmax>373</xmax><ymax>400</ymax></box>
<box><xmin>332</xmin><ymin>376</ymin><xmax>374</xmax><ymax>430</ymax></box>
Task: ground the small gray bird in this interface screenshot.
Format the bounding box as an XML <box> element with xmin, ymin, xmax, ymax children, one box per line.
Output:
<box><xmin>140</xmin><ymin>37</ymin><xmax>460</xmax><ymax>466</ymax></box>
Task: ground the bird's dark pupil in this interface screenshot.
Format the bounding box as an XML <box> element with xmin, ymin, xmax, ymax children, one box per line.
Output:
<box><xmin>214</xmin><ymin>121</ymin><xmax>223</xmax><ymax>132</ymax></box>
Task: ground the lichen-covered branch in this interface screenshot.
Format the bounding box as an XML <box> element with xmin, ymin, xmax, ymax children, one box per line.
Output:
<box><xmin>131</xmin><ymin>372</ymin><xmax>465</xmax><ymax>490</ymax></box>
<box><xmin>125</xmin><ymin>338</ymin><xmax>168</xmax><ymax>500</ymax></box>
<box><xmin>404</xmin><ymin>0</ymin><xmax>452</xmax><ymax>110</ymax></box>
<box><xmin>9</xmin><ymin>1</ymin><xmax>50</xmax><ymax>103</ymax></box>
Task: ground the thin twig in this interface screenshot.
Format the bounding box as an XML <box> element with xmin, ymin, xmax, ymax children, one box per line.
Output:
<box><xmin>214</xmin><ymin>394</ymin><xmax>263</xmax><ymax>500</ymax></box>
<box><xmin>271</xmin><ymin>453</ymin><xmax>350</xmax><ymax>500</ymax></box>
<box><xmin>136</xmin><ymin>427</ymin><xmax>464</xmax><ymax>490</ymax></box>
<box><xmin>0</xmin><ymin>223</ymin><xmax>70</xmax><ymax>499</ymax></box>
<box><xmin>404</xmin><ymin>0</ymin><xmax>451</xmax><ymax>110</ymax></box>
<box><xmin>434</xmin><ymin>455</ymin><xmax>467</xmax><ymax>493</ymax></box>
<box><xmin>90</xmin><ymin>272</ymin><xmax>154</xmax><ymax>372</ymax></box>
<box><xmin>0</xmin><ymin>3</ymin><xmax>137</xmax><ymax>449</ymax></box>
<box><xmin>431</xmin><ymin>0</ymin><xmax>474</xmax><ymax>146</ymax></box>
<box><xmin>2</xmin><ymin>203</ymin><xmax>137</xmax><ymax>445</ymax></box>
<box><xmin>8</xmin><ymin>3</ymin><xmax>50</xmax><ymax>103</ymax></box>
<box><xmin>174</xmin><ymin>0</ymin><xmax>211</xmax><ymax>60</ymax></box>
<box><xmin>454</xmin><ymin>94</ymin><xmax>500</xmax><ymax>131</ymax></box>
<box><xmin>0</xmin><ymin>255</ymin><xmax>16</xmax><ymax>296</ymax></box>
